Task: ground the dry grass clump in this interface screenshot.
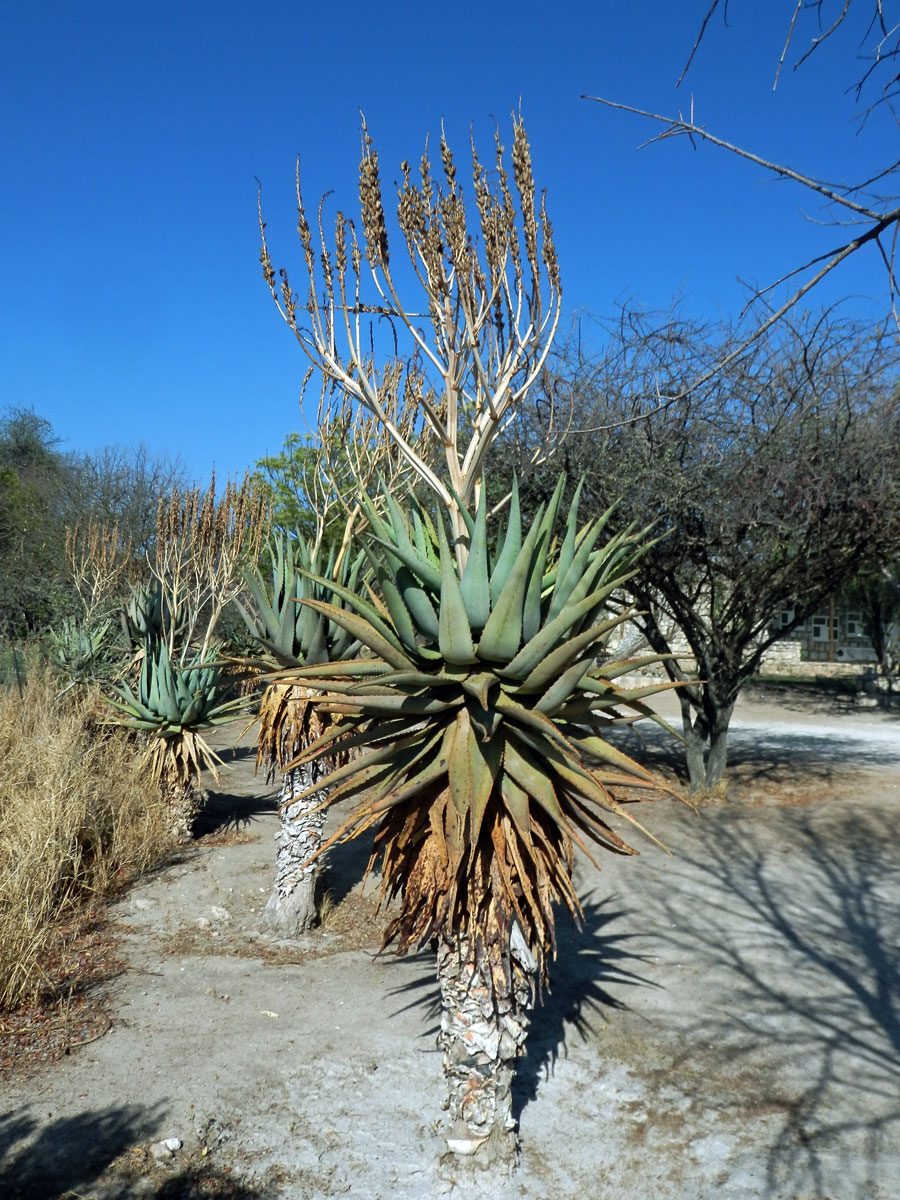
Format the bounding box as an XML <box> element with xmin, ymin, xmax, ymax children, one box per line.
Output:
<box><xmin>0</xmin><ymin>671</ymin><xmax>170</xmax><ymax>1011</ymax></box>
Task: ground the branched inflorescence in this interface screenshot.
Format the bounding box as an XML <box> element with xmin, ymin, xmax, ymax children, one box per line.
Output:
<box><xmin>259</xmin><ymin>115</ymin><xmax>563</xmax><ymax>558</ymax></box>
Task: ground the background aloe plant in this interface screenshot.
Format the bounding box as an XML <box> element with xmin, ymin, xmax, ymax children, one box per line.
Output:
<box><xmin>105</xmin><ymin>639</ymin><xmax>243</xmax><ymax>840</ymax></box>
<box><xmin>47</xmin><ymin>615</ymin><xmax>117</xmax><ymax>681</ymax></box>
<box><xmin>282</xmin><ymin>476</ymin><xmax>682</xmax><ymax>1167</ymax></box>
<box><xmin>237</xmin><ymin>531</ymin><xmax>364</xmax><ymax>933</ymax></box>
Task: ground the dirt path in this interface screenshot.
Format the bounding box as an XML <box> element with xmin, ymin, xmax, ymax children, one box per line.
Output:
<box><xmin>2</xmin><ymin>698</ymin><xmax>899</xmax><ymax>1200</ymax></box>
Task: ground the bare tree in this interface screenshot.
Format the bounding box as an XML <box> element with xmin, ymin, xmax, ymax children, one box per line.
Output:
<box><xmin>585</xmin><ymin>2</ymin><xmax>900</xmax><ymax>339</ymax></box>
<box><xmin>71</xmin><ymin>444</ymin><xmax>190</xmax><ymax>556</ymax></box>
<box><xmin>510</xmin><ymin>309</ymin><xmax>900</xmax><ymax>792</ymax></box>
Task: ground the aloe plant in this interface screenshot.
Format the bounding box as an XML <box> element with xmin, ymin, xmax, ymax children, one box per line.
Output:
<box><xmin>47</xmin><ymin>616</ymin><xmax>117</xmax><ymax>680</ymax></box>
<box><xmin>283</xmin><ymin>476</ymin><xmax>682</xmax><ymax>1168</ymax></box>
<box><xmin>105</xmin><ymin>639</ymin><xmax>242</xmax><ymax>840</ymax></box>
<box><xmin>237</xmin><ymin>532</ymin><xmax>364</xmax><ymax>933</ymax></box>
<box><xmin>121</xmin><ymin>581</ymin><xmax>164</xmax><ymax>645</ymax></box>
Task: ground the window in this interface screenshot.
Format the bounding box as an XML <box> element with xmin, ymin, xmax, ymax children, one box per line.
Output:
<box><xmin>844</xmin><ymin>611</ymin><xmax>867</xmax><ymax>639</ymax></box>
<box><xmin>777</xmin><ymin>607</ymin><xmax>805</xmax><ymax>634</ymax></box>
<box><xmin>811</xmin><ymin>613</ymin><xmax>832</xmax><ymax>642</ymax></box>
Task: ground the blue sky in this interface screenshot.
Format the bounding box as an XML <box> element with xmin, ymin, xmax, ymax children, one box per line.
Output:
<box><xmin>1</xmin><ymin>1</ymin><xmax>892</xmax><ymax>483</ymax></box>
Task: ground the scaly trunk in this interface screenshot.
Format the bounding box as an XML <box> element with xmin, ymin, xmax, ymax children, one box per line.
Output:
<box><xmin>259</xmin><ymin>761</ymin><xmax>327</xmax><ymax>936</ymax></box>
<box><xmin>436</xmin><ymin>926</ymin><xmax>535</xmax><ymax>1176</ymax></box>
<box><xmin>163</xmin><ymin>779</ymin><xmax>196</xmax><ymax>843</ymax></box>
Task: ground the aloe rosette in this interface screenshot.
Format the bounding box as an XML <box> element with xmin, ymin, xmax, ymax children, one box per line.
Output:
<box><xmin>48</xmin><ymin>616</ymin><xmax>116</xmax><ymax>680</ymax></box>
<box><xmin>283</xmin><ymin>475</ymin><xmax>682</xmax><ymax>1164</ymax></box>
<box><xmin>238</xmin><ymin>533</ymin><xmax>364</xmax><ymax>669</ymax></box>
<box><xmin>237</xmin><ymin>532</ymin><xmax>365</xmax><ymax>933</ymax></box>
<box><xmin>122</xmin><ymin>581</ymin><xmax>165</xmax><ymax>645</ymax></box>
<box><xmin>106</xmin><ymin>640</ymin><xmax>241</xmax><ymax>839</ymax></box>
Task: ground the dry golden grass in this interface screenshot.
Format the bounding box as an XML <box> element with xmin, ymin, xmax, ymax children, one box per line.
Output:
<box><xmin>0</xmin><ymin>671</ymin><xmax>170</xmax><ymax>1011</ymax></box>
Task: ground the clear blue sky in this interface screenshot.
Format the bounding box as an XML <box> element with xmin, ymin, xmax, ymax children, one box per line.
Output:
<box><xmin>1</xmin><ymin>1</ymin><xmax>892</xmax><ymax>483</ymax></box>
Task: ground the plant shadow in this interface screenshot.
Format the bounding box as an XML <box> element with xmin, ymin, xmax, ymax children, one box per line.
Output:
<box><xmin>646</xmin><ymin>807</ymin><xmax>900</xmax><ymax>1199</ymax></box>
<box><xmin>191</xmin><ymin>787</ymin><xmax>277</xmax><ymax>840</ymax></box>
<box><xmin>0</xmin><ymin>1102</ymin><xmax>165</xmax><ymax>1199</ymax></box>
<box><xmin>512</xmin><ymin>896</ymin><xmax>654</xmax><ymax>1122</ymax></box>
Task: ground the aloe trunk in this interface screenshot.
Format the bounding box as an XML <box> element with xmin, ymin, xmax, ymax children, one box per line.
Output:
<box><xmin>259</xmin><ymin>761</ymin><xmax>327</xmax><ymax>936</ymax></box>
<box><xmin>239</xmin><ymin>537</ymin><xmax>364</xmax><ymax>938</ymax></box>
<box><xmin>163</xmin><ymin>779</ymin><xmax>196</xmax><ymax>843</ymax></box>
<box><xmin>437</xmin><ymin>930</ymin><xmax>535</xmax><ymax>1172</ymax></box>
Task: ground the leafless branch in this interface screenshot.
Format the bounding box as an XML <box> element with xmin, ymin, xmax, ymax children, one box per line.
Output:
<box><xmin>582</xmin><ymin>94</ymin><xmax>900</xmax><ymax>341</ymax></box>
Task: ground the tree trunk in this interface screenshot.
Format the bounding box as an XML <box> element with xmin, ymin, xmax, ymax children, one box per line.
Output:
<box><xmin>258</xmin><ymin>761</ymin><xmax>327</xmax><ymax>937</ymax></box>
<box><xmin>436</xmin><ymin>925</ymin><xmax>535</xmax><ymax>1176</ymax></box>
<box><xmin>703</xmin><ymin>720</ymin><xmax>731</xmax><ymax>793</ymax></box>
<box><xmin>681</xmin><ymin>701</ymin><xmax>734</xmax><ymax>796</ymax></box>
<box><xmin>164</xmin><ymin>779</ymin><xmax>196</xmax><ymax>843</ymax></box>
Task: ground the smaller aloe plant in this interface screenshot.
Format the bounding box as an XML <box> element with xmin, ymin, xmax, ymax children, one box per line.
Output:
<box><xmin>105</xmin><ymin>640</ymin><xmax>243</xmax><ymax>840</ymax></box>
<box><xmin>238</xmin><ymin>534</ymin><xmax>364</xmax><ymax>669</ymax></box>
<box><xmin>122</xmin><ymin>581</ymin><xmax>164</xmax><ymax>645</ymax></box>
<box><xmin>282</xmin><ymin>475</ymin><xmax>683</xmax><ymax>1167</ymax></box>
<box><xmin>48</xmin><ymin>616</ymin><xmax>117</xmax><ymax>680</ymax></box>
<box><xmin>237</xmin><ymin>532</ymin><xmax>365</xmax><ymax>934</ymax></box>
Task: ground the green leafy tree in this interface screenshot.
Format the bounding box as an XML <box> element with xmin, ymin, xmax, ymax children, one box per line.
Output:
<box><xmin>0</xmin><ymin>409</ymin><xmax>74</xmax><ymax>637</ymax></box>
<box><xmin>253</xmin><ymin>433</ymin><xmax>320</xmax><ymax>538</ymax></box>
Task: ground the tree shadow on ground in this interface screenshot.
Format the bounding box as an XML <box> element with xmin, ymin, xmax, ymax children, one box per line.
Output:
<box><xmin>0</xmin><ymin>1102</ymin><xmax>166</xmax><ymax>1199</ymax></box>
<box><xmin>145</xmin><ymin>1167</ymin><xmax>278</xmax><ymax>1198</ymax></box>
<box><xmin>379</xmin><ymin>896</ymin><xmax>655</xmax><ymax>1128</ymax></box>
<box><xmin>512</xmin><ymin>896</ymin><xmax>656</xmax><ymax>1123</ymax></box>
<box><xmin>744</xmin><ymin>681</ymin><xmax>900</xmax><ymax>720</ymax></box>
<box><xmin>213</xmin><ymin>742</ymin><xmax>258</xmax><ymax>766</ymax></box>
<box><xmin>647</xmin><ymin>808</ymin><xmax>900</xmax><ymax>1199</ymax></box>
<box><xmin>607</xmin><ymin>720</ymin><xmax>900</xmax><ymax>789</ymax></box>
<box><xmin>192</xmin><ymin>786</ymin><xmax>277</xmax><ymax>839</ymax></box>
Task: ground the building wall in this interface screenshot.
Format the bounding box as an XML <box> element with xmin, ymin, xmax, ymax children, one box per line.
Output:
<box><xmin>610</xmin><ymin>598</ymin><xmax>878</xmax><ymax>681</ymax></box>
<box><xmin>765</xmin><ymin>602</ymin><xmax>877</xmax><ymax>667</ymax></box>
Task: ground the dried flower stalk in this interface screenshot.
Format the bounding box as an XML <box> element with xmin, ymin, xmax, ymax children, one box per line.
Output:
<box><xmin>65</xmin><ymin>520</ymin><xmax>134</xmax><ymax>625</ymax></box>
<box><xmin>259</xmin><ymin>115</ymin><xmax>562</xmax><ymax>564</ymax></box>
<box><xmin>152</xmin><ymin>473</ymin><xmax>271</xmax><ymax>660</ymax></box>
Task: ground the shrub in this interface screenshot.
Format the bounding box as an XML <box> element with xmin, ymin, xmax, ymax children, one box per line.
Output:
<box><xmin>0</xmin><ymin>672</ymin><xmax>170</xmax><ymax>1010</ymax></box>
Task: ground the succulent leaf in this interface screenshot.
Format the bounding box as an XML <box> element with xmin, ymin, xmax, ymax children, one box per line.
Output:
<box><xmin>458</xmin><ymin>489</ymin><xmax>490</xmax><ymax>630</ymax></box>
<box><xmin>273</xmin><ymin>476</ymin><xmax>680</xmax><ymax>988</ymax></box>
<box><xmin>489</xmin><ymin>474</ymin><xmax>521</xmax><ymax>604</ymax></box>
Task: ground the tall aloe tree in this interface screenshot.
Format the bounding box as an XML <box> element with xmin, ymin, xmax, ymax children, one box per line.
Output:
<box><xmin>238</xmin><ymin>531</ymin><xmax>363</xmax><ymax>934</ymax></box>
<box><xmin>282</xmin><ymin>478</ymin><xmax>681</xmax><ymax>1168</ymax></box>
<box><xmin>262</xmin><ymin>118</ymin><xmax>678</xmax><ymax>1171</ymax></box>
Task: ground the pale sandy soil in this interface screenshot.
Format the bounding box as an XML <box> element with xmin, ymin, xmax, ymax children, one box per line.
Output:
<box><xmin>2</xmin><ymin>691</ymin><xmax>899</xmax><ymax>1200</ymax></box>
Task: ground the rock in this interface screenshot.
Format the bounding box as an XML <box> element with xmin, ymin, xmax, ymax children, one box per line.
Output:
<box><xmin>196</xmin><ymin>917</ymin><xmax>212</xmax><ymax>930</ymax></box>
<box><xmin>149</xmin><ymin>1136</ymin><xmax>182</xmax><ymax>1160</ymax></box>
<box><xmin>446</xmin><ymin>1135</ymin><xmax>486</xmax><ymax>1156</ymax></box>
<box><xmin>209</xmin><ymin>906</ymin><xmax>232</xmax><ymax>922</ymax></box>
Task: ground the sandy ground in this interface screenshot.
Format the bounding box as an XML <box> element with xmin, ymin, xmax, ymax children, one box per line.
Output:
<box><xmin>2</xmin><ymin>691</ymin><xmax>899</xmax><ymax>1200</ymax></box>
